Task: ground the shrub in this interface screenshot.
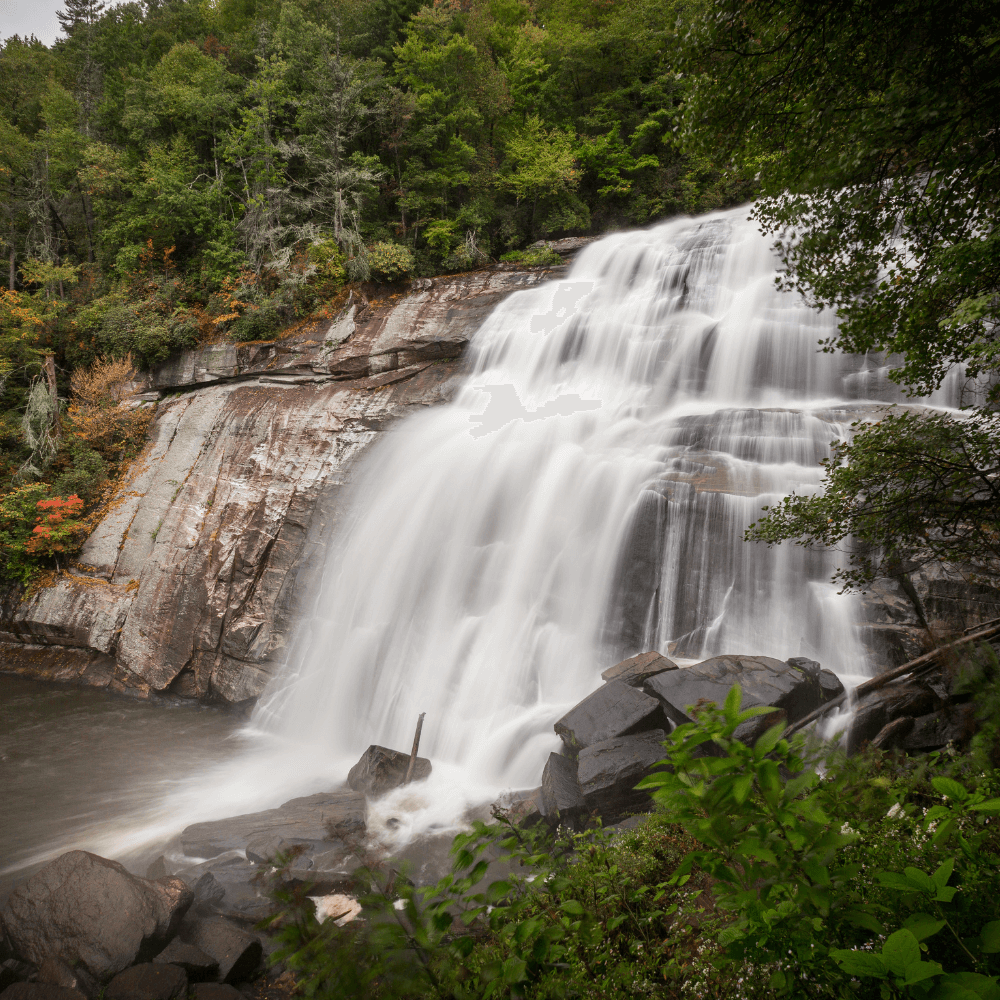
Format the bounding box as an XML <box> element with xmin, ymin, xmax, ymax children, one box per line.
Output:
<box><xmin>499</xmin><ymin>246</ymin><xmax>563</xmax><ymax>267</ymax></box>
<box><xmin>366</xmin><ymin>242</ymin><xmax>415</xmax><ymax>283</ymax></box>
<box><xmin>0</xmin><ymin>483</ymin><xmax>52</xmax><ymax>584</ymax></box>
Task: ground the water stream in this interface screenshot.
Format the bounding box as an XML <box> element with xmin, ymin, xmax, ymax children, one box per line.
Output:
<box><xmin>1</xmin><ymin>205</ymin><xmax>964</xmax><ymax>883</ymax></box>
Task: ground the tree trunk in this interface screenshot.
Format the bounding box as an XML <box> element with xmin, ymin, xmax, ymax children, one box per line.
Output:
<box><xmin>8</xmin><ymin>246</ymin><xmax>14</xmax><ymax>291</ymax></box>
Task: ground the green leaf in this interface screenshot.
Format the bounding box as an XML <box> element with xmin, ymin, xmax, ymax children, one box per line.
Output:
<box><xmin>970</xmin><ymin>799</ymin><xmax>1000</xmax><ymax>814</ymax></box>
<box><xmin>732</xmin><ymin>773</ymin><xmax>753</xmax><ymax>803</ymax></box>
<box><xmin>485</xmin><ymin>880</ymin><xmax>512</xmax><ymax>904</ymax></box>
<box><xmin>903</xmin><ymin>913</ymin><xmax>947</xmax><ymax>942</ymax></box>
<box><xmin>845</xmin><ymin>909</ymin><xmax>885</xmax><ymax>934</ymax></box>
<box><xmin>980</xmin><ymin>921</ymin><xmax>1000</xmax><ymax>954</ymax></box>
<box><xmin>754</xmin><ymin>722</ymin><xmax>787</xmax><ymax>759</ymax></box>
<box><xmin>932</xmin><ymin>858</ymin><xmax>955</xmax><ymax>889</ymax></box>
<box><xmin>904</xmin><ymin>867</ymin><xmax>939</xmax><ymax>894</ymax></box>
<box><xmin>905</xmin><ymin>960</ymin><xmax>945</xmax><ymax>986</ymax></box>
<box><xmin>877</xmin><ymin>871</ymin><xmax>920</xmax><ymax>892</ymax></box>
<box><xmin>830</xmin><ymin>948</ymin><xmax>888</xmax><ymax>978</ymax></box>
<box><xmin>932</xmin><ymin>973</ymin><xmax>1000</xmax><ymax>1000</ymax></box>
<box><xmin>560</xmin><ymin>899</ymin><xmax>585</xmax><ymax>916</ymax></box>
<box><xmin>724</xmin><ymin>684</ymin><xmax>742</xmax><ymax>719</ymax></box>
<box><xmin>932</xmin><ymin>777</ymin><xmax>970</xmax><ymax>802</ymax></box>
<box><xmin>882</xmin><ymin>929</ymin><xmax>921</xmax><ymax>976</ymax></box>
<box><xmin>936</xmin><ymin>885</ymin><xmax>959</xmax><ymax>903</ymax></box>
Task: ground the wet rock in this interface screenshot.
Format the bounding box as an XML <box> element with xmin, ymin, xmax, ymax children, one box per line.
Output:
<box><xmin>105</xmin><ymin>964</ymin><xmax>187</xmax><ymax>1000</ymax></box>
<box><xmin>0</xmin><ymin>962</ymin><xmax>32</xmax><ymax>990</ymax></box>
<box><xmin>848</xmin><ymin>682</ymin><xmax>941</xmax><ymax>755</ymax></box>
<box><xmin>733</xmin><ymin>707</ymin><xmax>787</xmax><ymax>747</ymax></box>
<box><xmin>540</xmin><ymin>753</ymin><xmax>585</xmax><ymax>821</ymax></box>
<box><xmin>152</xmin><ymin>941</ymin><xmax>218</xmax><ymax>982</ymax></box>
<box><xmin>846</xmin><ymin>702</ymin><xmax>887</xmax><ymax>756</ymax></box>
<box><xmin>244</xmin><ymin>835</ymin><xmax>288</xmax><ymax>866</ymax></box>
<box><xmin>555</xmin><ymin>680</ymin><xmax>666</xmax><ymax>752</ymax></box>
<box><xmin>901</xmin><ymin>704</ymin><xmax>977</xmax><ymax>752</ymax></box>
<box><xmin>606</xmin><ymin>490</ymin><xmax>668</xmax><ymax>658</ymax></box>
<box><xmin>492</xmin><ymin>789</ymin><xmax>543</xmax><ymax>828</ymax></box>
<box><xmin>180</xmin><ymin>918</ymin><xmax>261</xmax><ymax>984</ymax></box>
<box><xmin>643</xmin><ymin>654</ymin><xmax>823</xmax><ymax>728</ymax></box>
<box><xmin>189</xmin><ymin>984</ymin><xmax>244</xmax><ymax>1000</ymax></box>
<box><xmin>35</xmin><ymin>955</ymin><xmax>81</xmax><ymax>996</ymax></box>
<box><xmin>180</xmin><ymin>789</ymin><xmax>364</xmax><ymax>858</ymax></box>
<box><xmin>347</xmin><ymin>746</ymin><xmax>431</xmax><ymax>797</ymax></box>
<box><xmin>144</xmin><ymin>859</ymin><xmax>168</xmax><ymax>880</ymax></box>
<box><xmin>601</xmin><ymin>651</ymin><xmax>678</xmax><ymax>687</ymax></box>
<box><xmin>819</xmin><ymin>669</ymin><xmax>845</xmax><ymax>703</ymax></box>
<box><xmin>576</xmin><ymin>730</ymin><xmax>667</xmax><ymax>819</ymax></box>
<box><xmin>1</xmin><ymin>852</ymin><xmax>193</xmax><ymax>983</ymax></box>
<box><xmin>192</xmin><ymin>875</ymin><xmax>226</xmax><ymax>908</ymax></box>
<box><xmin>0</xmin><ymin>986</ymin><xmax>87</xmax><ymax>1000</ymax></box>
<box><xmin>870</xmin><ymin>717</ymin><xmax>915</xmax><ymax>752</ymax></box>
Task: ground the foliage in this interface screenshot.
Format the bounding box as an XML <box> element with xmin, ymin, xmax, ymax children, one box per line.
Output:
<box><xmin>259</xmin><ymin>680</ymin><xmax>1000</xmax><ymax>1000</ymax></box>
<box><xmin>498</xmin><ymin>247</ymin><xmax>562</xmax><ymax>267</ymax></box>
<box><xmin>746</xmin><ymin>408</ymin><xmax>1000</xmax><ymax>591</ymax></box>
<box><xmin>365</xmin><ymin>241</ymin><xmax>415</xmax><ymax>283</ymax></box>
<box><xmin>0</xmin><ymin>483</ymin><xmax>54</xmax><ymax>584</ymax></box>
<box><xmin>26</xmin><ymin>493</ymin><xmax>86</xmax><ymax>559</ymax></box>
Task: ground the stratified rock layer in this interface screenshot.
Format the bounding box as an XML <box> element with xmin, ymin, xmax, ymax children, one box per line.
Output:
<box><xmin>0</xmin><ymin>267</ymin><xmax>562</xmax><ymax>704</ymax></box>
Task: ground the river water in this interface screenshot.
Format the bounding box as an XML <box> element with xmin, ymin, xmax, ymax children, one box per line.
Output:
<box><xmin>0</xmin><ymin>205</ymin><xmax>965</xmax><ymax>888</ymax></box>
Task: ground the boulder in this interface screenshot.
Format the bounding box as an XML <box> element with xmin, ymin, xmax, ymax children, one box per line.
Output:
<box><xmin>819</xmin><ymin>669</ymin><xmax>845</xmax><ymax>703</ymax></box>
<box><xmin>601</xmin><ymin>651</ymin><xmax>678</xmax><ymax>687</ymax></box>
<box><xmin>347</xmin><ymin>746</ymin><xmax>432</xmax><ymax>797</ymax></box>
<box><xmin>643</xmin><ymin>655</ymin><xmax>824</xmax><ymax>728</ymax></box>
<box><xmin>244</xmin><ymin>835</ymin><xmax>288</xmax><ymax>866</ymax></box>
<box><xmin>576</xmin><ymin>730</ymin><xmax>668</xmax><ymax>819</ymax></box>
<box><xmin>35</xmin><ymin>960</ymin><xmax>80</xmax><ymax>992</ymax></box>
<box><xmin>189</xmin><ymin>984</ymin><xmax>244</xmax><ymax>1000</ymax></box>
<box><xmin>870</xmin><ymin>717</ymin><xmax>915</xmax><ymax>752</ymax></box>
<box><xmin>144</xmin><ymin>859</ymin><xmax>168</xmax><ymax>880</ymax></box>
<box><xmin>0</xmin><ymin>852</ymin><xmax>193</xmax><ymax>983</ymax></box>
<box><xmin>901</xmin><ymin>704</ymin><xmax>977</xmax><ymax>752</ymax></box>
<box><xmin>848</xmin><ymin>682</ymin><xmax>942</xmax><ymax>755</ymax></box>
<box><xmin>180</xmin><ymin>789</ymin><xmax>365</xmax><ymax>858</ymax></box>
<box><xmin>180</xmin><ymin>918</ymin><xmax>261</xmax><ymax>984</ymax></box>
<box><xmin>539</xmin><ymin>753</ymin><xmax>585</xmax><ymax>821</ymax></box>
<box><xmin>0</xmin><ymin>986</ymin><xmax>87</xmax><ymax>1000</ymax></box>
<box><xmin>554</xmin><ymin>680</ymin><xmax>666</xmax><ymax>752</ymax></box>
<box><xmin>105</xmin><ymin>965</ymin><xmax>187</xmax><ymax>1000</ymax></box>
<box><xmin>845</xmin><ymin>702</ymin><xmax>887</xmax><ymax>756</ymax></box>
<box><xmin>192</xmin><ymin>875</ymin><xmax>226</xmax><ymax>908</ymax></box>
<box><xmin>152</xmin><ymin>941</ymin><xmax>218</xmax><ymax>982</ymax></box>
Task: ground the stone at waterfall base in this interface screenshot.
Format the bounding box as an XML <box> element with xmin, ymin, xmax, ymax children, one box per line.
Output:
<box><xmin>555</xmin><ymin>680</ymin><xmax>667</xmax><ymax>752</ymax></box>
<box><xmin>105</xmin><ymin>964</ymin><xmax>187</xmax><ymax>1000</ymax></box>
<box><xmin>178</xmin><ymin>918</ymin><xmax>261</xmax><ymax>985</ymax></box>
<box><xmin>0</xmin><ymin>985</ymin><xmax>88</xmax><ymax>1000</ymax></box>
<box><xmin>577</xmin><ymin>730</ymin><xmax>668</xmax><ymax>817</ymax></box>
<box><xmin>0</xmin><ymin>853</ymin><xmax>193</xmax><ymax>983</ymax></box>
<box><xmin>347</xmin><ymin>746</ymin><xmax>432</xmax><ymax>797</ymax></box>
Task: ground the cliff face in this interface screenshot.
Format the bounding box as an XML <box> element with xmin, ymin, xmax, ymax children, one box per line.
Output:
<box><xmin>0</xmin><ymin>266</ymin><xmax>563</xmax><ymax>706</ymax></box>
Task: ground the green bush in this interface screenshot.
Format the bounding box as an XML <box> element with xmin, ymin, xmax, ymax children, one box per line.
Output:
<box><xmin>0</xmin><ymin>483</ymin><xmax>54</xmax><ymax>584</ymax></box>
<box><xmin>366</xmin><ymin>242</ymin><xmax>415</xmax><ymax>283</ymax></box>
<box><xmin>499</xmin><ymin>246</ymin><xmax>563</xmax><ymax>267</ymax></box>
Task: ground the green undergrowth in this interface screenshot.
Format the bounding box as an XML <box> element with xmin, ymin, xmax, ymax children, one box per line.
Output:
<box><xmin>260</xmin><ymin>656</ymin><xmax>1000</xmax><ymax>1000</ymax></box>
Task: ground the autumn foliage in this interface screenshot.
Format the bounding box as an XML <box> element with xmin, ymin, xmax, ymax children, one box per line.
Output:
<box><xmin>25</xmin><ymin>494</ymin><xmax>86</xmax><ymax>556</ymax></box>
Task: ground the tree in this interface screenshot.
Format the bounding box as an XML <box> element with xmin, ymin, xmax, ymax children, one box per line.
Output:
<box><xmin>681</xmin><ymin>0</ymin><xmax>1000</xmax><ymax>584</ymax></box>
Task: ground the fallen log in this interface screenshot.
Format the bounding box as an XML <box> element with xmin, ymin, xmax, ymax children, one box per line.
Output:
<box><xmin>784</xmin><ymin>621</ymin><xmax>1000</xmax><ymax>738</ymax></box>
<box><xmin>404</xmin><ymin>712</ymin><xmax>426</xmax><ymax>785</ymax></box>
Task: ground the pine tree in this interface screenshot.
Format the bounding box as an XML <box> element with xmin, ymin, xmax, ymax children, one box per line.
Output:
<box><xmin>56</xmin><ymin>0</ymin><xmax>106</xmax><ymax>135</ymax></box>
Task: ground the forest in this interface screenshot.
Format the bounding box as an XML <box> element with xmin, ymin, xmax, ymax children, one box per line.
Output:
<box><xmin>0</xmin><ymin>0</ymin><xmax>997</xmax><ymax>592</ymax></box>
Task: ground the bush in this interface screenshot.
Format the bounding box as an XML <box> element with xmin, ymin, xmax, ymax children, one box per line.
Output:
<box><xmin>499</xmin><ymin>246</ymin><xmax>563</xmax><ymax>267</ymax></box>
<box><xmin>366</xmin><ymin>242</ymin><xmax>415</xmax><ymax>283</ymax></box>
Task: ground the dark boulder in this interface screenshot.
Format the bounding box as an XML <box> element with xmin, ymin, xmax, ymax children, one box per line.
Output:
<box><xmin>643</xmin><ymin>655</ymin><xmax>825</xmax><ymax>728</ymax></box>
<box><xmin>870</xmin><ymin>717</ymin><xmax>915</xmax><ymax>752</ymax></box>
<box><xmin>601</xmin><ymin>651</ymin><xmax>678</xmax><ymax>687</ymax></box>
<box><xmin>105</xmin><ymin>965</ymin><xmax>186</xmax><ymax>1000</ymax></box>
<box><xmin>35</xmin><ymin>960</ymin><xmax>80</xmax><ymax>992</ymax></box>
<box><xmin>189</xmin><ymin>984</ymin><xmax>244</xmax><ymax>1000</ymax></box>
<box><xmin>191</xmin><ymin>875</ymin><xmax>226</xmax><ymax>908</ymax></box>
<box><xmin>577</xmin><ymin>730</ymin><xmax>667</xmax><ymax>819</ymax></box>
<box><xmin>244</xmin><ymin>835</ymin><xmax>287</xmax><ymax>866</ymax></box>
<box><xmin>0</xmin><ymin>852</ymin><xmax>193</xmax><ymax>983</ymax></box>
<box><xmin>819</xmin><ymin>669</ymin><xmax>845</xmax><ymax>703</ymax></box>
<box><xmin>180</xmin><ymin>918</ymin><xmax>261</xmax><ymax>984</ymax></box>
<box><xmin>0</xmin><ymin>986</ymin><xmax>87</xmax><ymax>1000</ymax></box>
<box><xmin>540</xmin><ymin>753</ymin><xmax>585</xmax><ymax>822</ymax></box>
<box><xmin>152</xmin><ymin>942</ymin><xmax>218</xmax><ymax>982</ymax></box>
<box><xmin>848</xmin><ymin>682</ymin><xmax>942</xmax><ymax>755</ymax></box>
<box><xmin>144</xmin><ymin>859</ymin><xmax>168</xmax><ymax>881</ymax></box>
<box><xmin>555</xmin><ymin>680</ymin><xmax>666</xmax><ymax>752</ymax></box>
<box><xmin>846</xmin><ymin>702</ymin><xmax>887</xmax><ymax>756</ymax></box>
<box><xmin>901</xmin><ymin>704</ymin><xmax>977</xmax><ymax>752</ymax></box>
<box><xmin>733</xmin><ymin>708</ymin><xmax>787</xmax><ymax>748</ymax></box>
<box><xmin>347</xmin><ymin>746</ymin><xmax>431</xmax><ymax>797</ymax></box>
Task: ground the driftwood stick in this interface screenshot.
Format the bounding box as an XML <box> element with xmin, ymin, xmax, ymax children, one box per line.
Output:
<box><xmin>784</xmin><ymin>622</ymin><xmax>1000</xmax><ymax>738</ymax></box>
<box><xmin>404</xmin><ymin>712</ymin><xmax>426</xmax><ymax>785</ymax></box>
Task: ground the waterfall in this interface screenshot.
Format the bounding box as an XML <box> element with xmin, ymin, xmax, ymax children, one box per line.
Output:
<box><xmin>252</xmin><ymin>205</ymin><xmax>935</xmax><ymax>800</ymax></box>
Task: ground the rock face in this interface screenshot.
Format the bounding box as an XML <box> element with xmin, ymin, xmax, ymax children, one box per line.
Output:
<box><xmin>601</xmin><ymin>650</ymin><xmax>678</xmax><ymax>687</ymax></box>
<box><xmin>577</xmin><ymin>731</ymin><xmax>668</xmax><ymax>816</ymax></box>
<box><xmin>0</xmin><ymin>853</ymin><xmax>193</xmax><ymax>983</ymax></box>
<box><xmin>105</xmin><ymin>964</ymin><xmax>187</xmax><ymax>1000</ymax></box>
<box><xmin>346</xmin><ymin>745</ymin><xmax>432</xmax><ymax>796</ymax></box>
<box><xmin>0</xmin><ymin>265</ymin><xmax>565</xmax><ymax>705</ymax></box>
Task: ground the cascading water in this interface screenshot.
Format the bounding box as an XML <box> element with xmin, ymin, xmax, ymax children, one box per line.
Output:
<box><xmin>250</xmin><ymin>205</ymin><xmax>945</xmax><ymax>808</ymax></box>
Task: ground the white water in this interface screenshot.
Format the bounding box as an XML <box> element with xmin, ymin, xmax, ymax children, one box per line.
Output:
<box><xmin>3</xmin><ymin>206</ymin><xmax>967</xmax><ymax>878</ymax></box>
<box><xmin>241</xmin><ymin>206</ymin><xmax>961</xmax><ymax>823</ymax></box>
